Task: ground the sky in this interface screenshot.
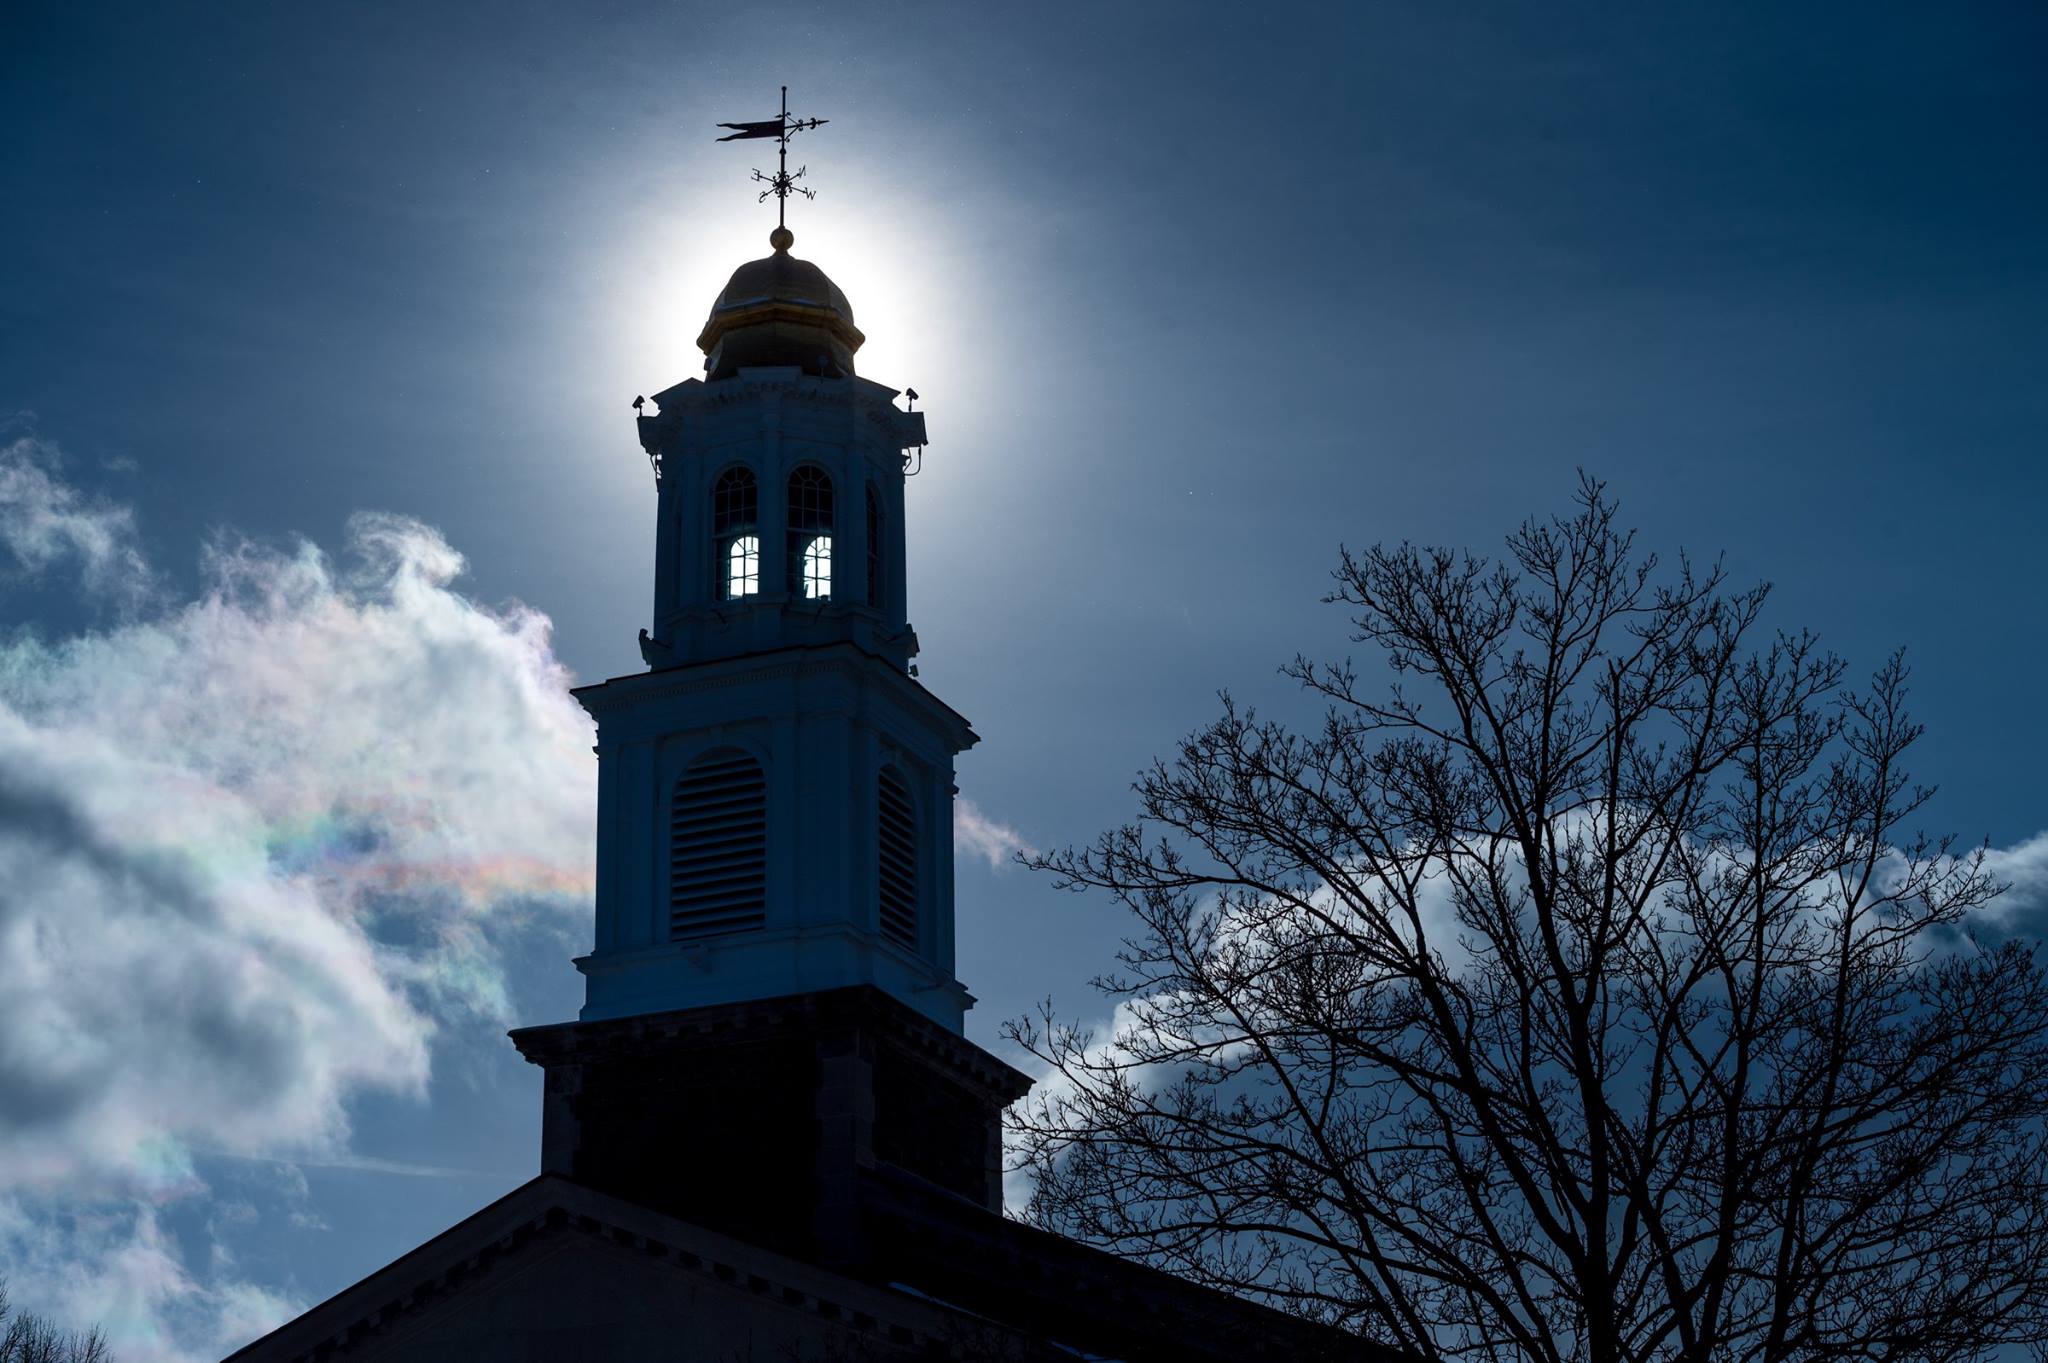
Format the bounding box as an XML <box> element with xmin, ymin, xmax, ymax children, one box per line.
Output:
<box><xmin>3</xmin><ymin>1</ymin><xmax>2048</xmax><ymax>1357</ymax></box>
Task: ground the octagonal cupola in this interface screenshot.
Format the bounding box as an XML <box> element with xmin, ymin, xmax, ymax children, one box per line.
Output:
<box><xmin>633</xmin><ymin>228</ymin><xmax>927</xmax><ymax>676</ymax></box>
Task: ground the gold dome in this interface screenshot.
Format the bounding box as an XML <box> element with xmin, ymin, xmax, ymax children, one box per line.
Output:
<box><xmin>696</xmin><ymin>230</ymin><xmax>865</xmax><ymax>380</ymax></box>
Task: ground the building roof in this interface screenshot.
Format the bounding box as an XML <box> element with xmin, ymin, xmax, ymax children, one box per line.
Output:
<box><xmin>859</xmin><ymin>1165</ymin><xmax>1375</xmax><ymax>1363</ymax></box>
<box><xmin>221</xmin><ymin>1175</ymin><xmax>1052</xmax><ymax>1362</ymax></box>
<box><xmin>220</xmin><ymin>1170</ymin><xmax>1385</xmax><ymax>1363</ymax></box>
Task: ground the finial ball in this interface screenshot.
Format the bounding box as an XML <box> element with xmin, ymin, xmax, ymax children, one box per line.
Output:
<box><xmin>769</xmin><ymin>226</ymin><xmax>795</xmax><ymax>253</ymax></box>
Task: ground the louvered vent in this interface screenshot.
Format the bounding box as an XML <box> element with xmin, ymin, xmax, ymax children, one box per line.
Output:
<box><xmin>877</xmin><ymin>767</ymin><xmax>918</xmax><ymax>949</ymax></box>
<box><xmin>669</xmin><ymin>751</ymin><xmax>767</xmax><ymax>939</ymax></box>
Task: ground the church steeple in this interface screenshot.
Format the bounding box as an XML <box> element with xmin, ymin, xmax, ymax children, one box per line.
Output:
<box><xmin>512</xmin><ymin>222</ymin><xmax>1026</xmax><ymax>1256</ymax></box>
<box><xmin>572</xmin><ymin>229</ymin><xmax>967</xmax><ymax>1034</ymax></box>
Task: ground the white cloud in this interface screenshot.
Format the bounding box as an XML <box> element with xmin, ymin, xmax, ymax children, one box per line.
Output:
<box><xmin>0</xmin><ymin>428</ymin><xmax>153</xmax><ymax>604</ymax></box>
<box><xmin>1000</xmin><ymin>996</ymin><xmax>1149</xmax><ymax>1215</ymax></box>
<box><xmin>0</xmin><ymin>1195</ymin><xmax>300</xmax><ymax>1363</ymax></box>
<box><xmin>1986</xmin><ymin>831</ymin><xmax>2048</xmax><ymax>923</ymax></box>
<box><xmin>954</xmin><ymin>796</ymin><xmax>1033</xmax><ymax>871</ymax></box>
<box><xmin>0</xmin><ymin>449</ymin><xmax>597</xmax><ymax>1359</ymax></box>
<box><xmin>0</xmin><ymin>512</ymin><xmax>595</xmax><ymax>1196</ymax></box>
<box><xmin>204</xmin><ymin>1284</ymin><xmax>301</xmax><ymax>1359</ymax></box>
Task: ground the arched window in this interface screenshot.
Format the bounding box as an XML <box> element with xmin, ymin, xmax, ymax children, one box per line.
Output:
<box><xmin>669</xmin><ymin>750</ymin><xmax>767</xmax><ymax>938</ymax></box>
<box><xmin>787</xmin><ymin>466</ymin><xmax>834</xmax><ymax>600</ymax></box>
<box><xmin>877</xmin><ymin>766</ymin><xmax>917</xmax><ymax>948</ymax></box>
<box><xmin>865</xmin><ymin>483</ymin><xmax>881</xmax><ymax>607</ymax></box>
<box><xmin>712</xmin><ymin>467</ymin><xmax>759</xmax><ymax>600</ymax></box>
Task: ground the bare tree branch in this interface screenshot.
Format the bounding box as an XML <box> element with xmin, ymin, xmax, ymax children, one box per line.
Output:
<box><xmin>1006</xmin><ymin>476</ymin><xmax>2048</xmax><ymax>1363</ymax></box>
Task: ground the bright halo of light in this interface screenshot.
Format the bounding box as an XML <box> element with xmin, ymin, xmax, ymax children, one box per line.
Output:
<box><xmin>585</xmin><ymin>144</ymin><xmax>1004</xmax><ymax>545</ymax></box>
<box><xmin>616</xmin><ymin>161</ymin><xmax>991</xmax><ymax>414</ymax></box>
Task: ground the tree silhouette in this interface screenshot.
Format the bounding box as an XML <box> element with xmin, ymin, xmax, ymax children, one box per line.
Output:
<box><xmin>1007</xmin><ymin>478</ymin><xmax>2048</xmax><ymax>1363</ymax></box>
<box><xmin>0</xmin><ymin>1282</ymin><xmax>110</xmax><ymax>1363</ymax></box>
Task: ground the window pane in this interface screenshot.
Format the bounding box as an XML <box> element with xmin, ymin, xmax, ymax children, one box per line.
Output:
<box><xmin>787</xmin><ymin>467</ymin><xmax>835</xmax><ymax>600</ymax></box>
<box><xmin>802</xmin><ymin>534</ymin><xmax>832</xmax><ymax>599</ymax></box>
<box><xmin>714</xmin><ymin>469</ymin><xmax>759</xmax><ymax>601</ymax></box>
<box><xmin>726</xmin><ymin>534</ymin><xmax>759</xmax><ymax>598</ymax></box>
<box><xmin>787</xmin><ymin>466</ymin><xmax>834</xmax><ymax>531</ymax></box>
<box><xmin>713</xmin><ymin>468</ymin><xmax>758</xmax><ymax>535</ymax></box>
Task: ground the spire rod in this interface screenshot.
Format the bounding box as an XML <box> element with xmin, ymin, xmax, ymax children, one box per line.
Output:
<box><xmin>715</xmin><ymin>85</ymin><xmax>829</xmax><ymax>236</ymax></box>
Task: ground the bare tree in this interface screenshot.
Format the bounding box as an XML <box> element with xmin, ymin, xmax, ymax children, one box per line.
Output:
<box><xmin>0</xmin><ymin>1282</ymin><xmax>111</xmax><ymax>1363</ymax></box>
<box><xmin>1006</xmin><ymin>479</ymin><xmax>2048</xmax><ymax>1363</ymax></box>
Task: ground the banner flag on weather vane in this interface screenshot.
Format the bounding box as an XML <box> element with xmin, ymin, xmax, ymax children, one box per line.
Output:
<box><xmin>716</xmin><ymin>120</ymin><xmax>787</xmax><ymax>141</ymax></box>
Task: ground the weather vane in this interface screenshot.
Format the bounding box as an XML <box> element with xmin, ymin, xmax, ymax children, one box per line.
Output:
<box><xmin>716</xmin><ymin>85</ymin><xmax>829</xmax><ymax>236</ymax></box>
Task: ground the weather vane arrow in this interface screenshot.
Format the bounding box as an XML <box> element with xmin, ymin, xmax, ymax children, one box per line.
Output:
<box><xmin>716</xmin><ymin>86</ymin><xmax>829</xmax><ymax>234</ymax></box>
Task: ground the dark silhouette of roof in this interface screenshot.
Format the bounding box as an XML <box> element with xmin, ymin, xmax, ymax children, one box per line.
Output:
<box><xmin>219</xmin><ymin>1171</ymin><xmax>1385</xmax><ymax>1363</ymax></box>
<box><xmin>218</xmin><ymin>1175</ymin><xmax>1046</xmax><ymax>1362</ymax></box>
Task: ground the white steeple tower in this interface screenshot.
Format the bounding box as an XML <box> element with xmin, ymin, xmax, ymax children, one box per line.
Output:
<box><xmin>512</xmin><ymin>202</ymin><xmax>1025</xmax><ymax>1252</ymax></box>
<box><xmin>570</xmin><ymin>226</ymin><xmax>973</xmax><ymax>1033</ymax></box>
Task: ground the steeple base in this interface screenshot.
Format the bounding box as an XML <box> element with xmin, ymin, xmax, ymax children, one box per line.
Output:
<box><xmin>509</xmin><ymin>987</ymin><xmax>1032</xmax><ymax>1265</ymax></box>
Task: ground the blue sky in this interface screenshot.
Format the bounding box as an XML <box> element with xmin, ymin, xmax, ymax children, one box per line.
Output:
<box><xmin>3</xmin><ymin>2</ymin><xmax>2047</xmax><ymax>1357</ymax></box>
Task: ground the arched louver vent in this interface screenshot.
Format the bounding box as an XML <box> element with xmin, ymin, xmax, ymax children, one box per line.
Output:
<box><xmin>670</xmin><ymin>751</ymin><xmax>767</xmax><ymax>939</ymax></box>
<box><xmin>877</xmin><ymin>767</ymin><xmax>918</xmax><ymax>949</ymax></box>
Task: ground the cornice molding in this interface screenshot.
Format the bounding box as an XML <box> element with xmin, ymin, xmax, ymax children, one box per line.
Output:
<box><xmin>574</xmin><ymin>645</ymin><xmax>975</xmax><ymax>747</ymax></box>
<box><xmin>510</xmin><ymin>986</ymin><xmax>1032</xmax><ymax>1103</ymax></box>
<box><xmin>639</xmin><ymin>374</ymin><xmax>923</xmax><ymax>451</ymax></box>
